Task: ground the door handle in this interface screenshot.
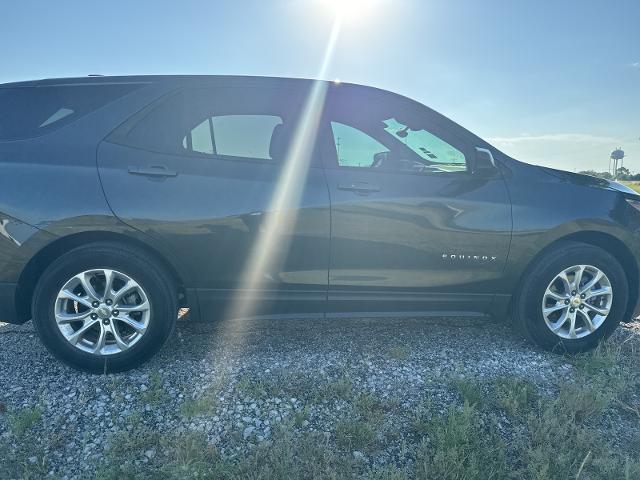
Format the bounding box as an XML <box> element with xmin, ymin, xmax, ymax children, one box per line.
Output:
<box><xmin>337</xmin><ymin>183</ymin><xmax>381</xmax><ymax>194</ymax></box>
<box><xmin>128</xmin><ymin>165</ymin><xmax>178</xmax><ymax>178</ymax></box>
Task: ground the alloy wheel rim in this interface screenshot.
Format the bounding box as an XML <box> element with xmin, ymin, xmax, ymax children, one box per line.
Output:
<box><xmin>541</xmin><ymin>264</ymin><xmax>612</xmax><ymax>340</ymax></box>
<box><xmin>54</xmin><ymin>269</ymin><xmax>151</xmax><ymax>355</ymax></box>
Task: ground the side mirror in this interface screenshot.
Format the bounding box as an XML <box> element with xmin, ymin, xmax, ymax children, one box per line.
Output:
<box><xmin>471</xmin><ymin>147</ymin><xmax>497</xmax><ymax>175</ymax></box>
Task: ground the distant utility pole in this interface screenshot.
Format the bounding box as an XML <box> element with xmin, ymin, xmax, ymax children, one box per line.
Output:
<box><xmin>610</xmin><ymin>148</ymin><xmax>625</xmax><ymax>179</ymax></box>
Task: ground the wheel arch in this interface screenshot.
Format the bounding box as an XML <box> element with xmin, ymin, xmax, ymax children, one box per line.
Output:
<box><xmin>514</xmin><ymin>230</ymin><xmax>638</xmax><ymax>322</ymax></box>
<box><xmin>15</xmin><ymin>231</ymin><xmax>191</xmax><ymax>323</ymax></box>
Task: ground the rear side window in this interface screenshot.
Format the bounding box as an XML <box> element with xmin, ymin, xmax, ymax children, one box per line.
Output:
<box><xmin>0</xmin><ymin>84</ymin><xmax>141</xmax><ymax>140</ymax></box>
<box><xmin>182</xmin><ymin>114</ymin><xmax>283</xmax><ymax>159</ymax></box>
<box><xmin>119</xmin><ymin>87</ymin><xmax>298</xmax><ymax>162</ymax></box>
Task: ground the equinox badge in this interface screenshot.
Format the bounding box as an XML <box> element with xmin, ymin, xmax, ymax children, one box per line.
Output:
<box><xmin>442</xmin><ymin>253</ymin><xmax>498</xmax><ymax>262</ymax></box>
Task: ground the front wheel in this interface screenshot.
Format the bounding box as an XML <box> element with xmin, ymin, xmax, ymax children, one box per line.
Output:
<box><xmin>32</xmin><ymin>242</ymin><xmax>177</xmax><ymax>372</ymax></box>
<box><xmin>513</xmin><ymin>242</ymin><xmax>628</xmax><ymax>353</ymax></box>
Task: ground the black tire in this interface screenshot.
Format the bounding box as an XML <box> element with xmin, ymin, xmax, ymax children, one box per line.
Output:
<box><xmin>513</xmin><ymin>241</ymin><xmax>628</xmax><ymax>353</ymax></box>
<box><xmin>32</xmin><ymin>242</ymin><xmax>177</xmax><ymax>373</ymax></box>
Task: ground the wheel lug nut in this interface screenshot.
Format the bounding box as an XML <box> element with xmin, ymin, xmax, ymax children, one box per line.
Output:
<box><xmin>102</xmin><ymin>318</ymin><xmax>110</xmax><ymax>325</ymax></box>
<box><xmin>579</xmin><ymin>305</ymin><xmax>584</xmax><ymax>309</ymax></box>
<box><xmin>92</xmin><ymin>301</ymin><xmax>99</xmax><ymax>308</ymax></box>
<box><xmin>580</xmin><ymin>293</ymin><xmax>585</xmax><ymax>299</ymax></box>
<box><xmin>565</xmin><ymin>299</ymin><xmax>570</xmax><ymax>305</ymax></box>
<box><xmin>91</xmin><ymin>313</ymin><xmax>98</xmax><ymax>320</ymax></box>
<box><xmin>570</xmin><ymin>308</ymin><xmax>575</xmax><ymax>313</ymax></box>
<box><xmin>112</xmin><ymin>310</ymin><xmax>119</xmax><ymax>317</ymax></box>
<box><xmin>106</xmin><ymin>299</ymin><xmax>113</xmax><ymax>306</ymax></box>
<box><xmin>571</xmin><ymin>291</ymin><xmax>577</xmax><ymax>296</ymax></box>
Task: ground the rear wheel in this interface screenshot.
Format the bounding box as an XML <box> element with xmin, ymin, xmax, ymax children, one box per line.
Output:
<box><xmin>32</xmin><ymin>242</ymin><xmax>177</xmax><ymax>372</ymax></box>
<box><xmin>513</xmin><ymin>242</ymin><xmax>628</xmax><ymax>353</ymax></box>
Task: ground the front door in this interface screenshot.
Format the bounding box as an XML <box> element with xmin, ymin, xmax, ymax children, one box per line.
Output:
<box><xmin>321</xmin><ymin>85</ymin><xmax>512</xmax><ymax>314</ymax></box>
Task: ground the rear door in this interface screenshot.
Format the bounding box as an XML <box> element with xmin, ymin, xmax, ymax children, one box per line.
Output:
<box><xmin>98</xmin><ymin>83</ymin><xmax>331</xmax><ymax>318</ymax></box>
<box><xmin>321</xmin><ymin>85</ymin><xmax>512</xmax><ymax>314</ymax></box>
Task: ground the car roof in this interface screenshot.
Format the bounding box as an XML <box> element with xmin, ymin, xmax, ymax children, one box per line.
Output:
<box><xmin>0</xmin><ymin>75</ymin><xmax>337</xmax><ymax>89</ymax></box>
<box><xmin>0</xmin><ymin>74</ymin><xmax>492</xmax><ymax>154</ymax></box>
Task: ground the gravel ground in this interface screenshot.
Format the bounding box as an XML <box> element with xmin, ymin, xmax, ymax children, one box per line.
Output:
<box><xmin>0</xmin><ymin>315</ymin><xmax>638</xmax><ymax>479</ymax></box>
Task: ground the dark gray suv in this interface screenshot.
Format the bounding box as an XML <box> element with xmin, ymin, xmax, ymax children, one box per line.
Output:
<box><xmin>1</xmin><ymin>75</ymin><xmax>639</xmax><ymax>372</ymax></box>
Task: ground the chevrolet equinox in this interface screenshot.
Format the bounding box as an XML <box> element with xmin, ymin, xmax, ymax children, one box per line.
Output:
<box><xmin>1</xmin><ymin>75</ymin><xmax>639</xmax><ymax>372</ymax></box>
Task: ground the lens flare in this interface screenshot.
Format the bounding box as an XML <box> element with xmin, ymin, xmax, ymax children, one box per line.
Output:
<box><xmin>319</xmin><ymin>0</ymin><xmax>381</xmax><ymax>22</ymax></box>
<box><xmin>223</xmin><ymin>19</ymin><xmax>342</xmax><ymax>324</ymax></box>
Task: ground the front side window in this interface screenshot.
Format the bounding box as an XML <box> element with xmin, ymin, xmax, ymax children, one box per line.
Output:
<box><xmin>326</xmin><ymin>89</ymin><xmax>468</xmax><ymax>174</ymax></box>
<box><xmin>331</xmin><ymin>121</ymin><xmax>387</xmax><ymax>168</ymax></box>
<box><xmin>383</xmin><ymin>118</ymin><xmax>466</xmax><ymax>172</ymax></box>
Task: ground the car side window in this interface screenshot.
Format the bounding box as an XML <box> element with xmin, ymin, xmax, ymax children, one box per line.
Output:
<box><xmin>182</xmin><ymin>114</ymin><xmax>282</xmax><ymax>159</ymax></box>
<box><xmin>329</xmin><ymin>118</ymin><xmax>467</xmax><ymax>174</ymax></box>
<box><xmin>326</xmin><ymin>89</ymin><xmax>468</xmax><ymax>174</ymax></box>
<box><xmin>185</xmin><ymin>117</ymin><xmax>214</xmax><ymax>154</ymax></box>
<box><xmin>122</xmin><ymin>88</ymin><xmax>289</xmax><ymax>162</ymax></box>
<box><xmin>331</xmin><ymin>121</ymin><xmax>388</xmax><ymax>168</ymax></box>
<box><xmin>383</xmin><ymin>118</ymin><xmax>466</xmax><ymax>171</ymax></box>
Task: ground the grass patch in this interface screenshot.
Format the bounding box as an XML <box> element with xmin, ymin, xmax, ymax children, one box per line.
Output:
<box><xmin>354</xmin><ymin>392</ymin><xmax>387</xmax><ymax>423</ymax></box>
<box><xmin>180</xmin><ymin>389</ymin><xmax>219</xmax><ymax>419</ymax></box>
<box><xmin>414</xmin><ymin>403</ymin><xmax>508</xmax><ymax>480</ymax></box>
<box><xmin>521</xmin><ymin>395</ymin><xmax>640</xmax><ymax>479</ymax></box>
<box><xmin>621</xmin><ymin>181</ymin><xmax>640</xmax><ymax>194</ymax></box>
<box><xmin>368</xmin><ymin>465</ymin><xmax>409</xmax><ymax>479</ymax></box>
<box><xmin>335</xmin><ymin>417</ymin><xmax>378</xmax><ymax>453</ymax></box>
<box><xmin>410</xmin><ymin>399</ymin><xmax>434</xmax><ymax>439</ymax></box>
<box><xmin>292</xmin><ymin>406</ymin><xmax>310</xmax><ymax>428</ymax></box>
<box><xmin>0</xmin><ymin>406</ymin><xmax>47</xmax><ymax>479</ymax></box>
<box><xmin>327</xmin><ymin>376</ymin><xmax>354</xmax><ymax>401</ymax></box>
<box><xmin>139</xmin><ymin>371</ymin><xmax>167</xmax><ymax>405</ymax></box>
<box><xmin>513</xmin><ymin>337</ymin><xmax>639</xmax><ymax>479</ymax></box>
<box><xmin>236</xmin><ymin>375</ymin><xmax>270</xmax><ymax>399</ymax></box>
<box><xmin>236</xmin><ymin>370</ymin><xmax>316</xmax><ymax>401</ymax></box>
<box><xmin>235</xmin><ymin>427</ymin><xmax>358</xmax><ymax>479</ymax></box>
<box><xmin>452</xmin><ymin>377</ymin><xmax>484</xmax><ymax>407</ymax></box>
<box><xmin>161</xmin><ymin>431</ymin><xmax>231</xmax><ymax>479</ymax></box>
<box><xmin>571</xmin><ymin>344</ymin><xmax>618</xmax><ymax>375</ymax></box>
<box><xmin>494</xmin><ymin>377</ymin><xmax>539</xmax><ymax>418</ymax></box>
<box><xmin>9</xmin><ymin>406</ymin><xmax>42</xmax><ymax>437</ymax></box>
<box><xmin>95</xmin><ymin>425</ymin><xmax>361</xmax><ymax>479</ymax></box>
<box><xmin>0</xmin><ymin>445</ymin><xmax>48</xmax><ymax>480</ymax></box>
<box><xmin>95</xmin><ymin>427</ymin><xmax>162</xmax><ymax>480</ymax></box>
<box><xmin>335</xmin><ymin>392</ymin><xmax>389</xmax><ymax>453</ymax></box>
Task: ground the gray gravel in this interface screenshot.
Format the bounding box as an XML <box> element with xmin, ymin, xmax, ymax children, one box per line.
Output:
<box><xmin>0</xmin><ymin>315</ymin><xmax>638</xmax><ymax>479</ymax></box>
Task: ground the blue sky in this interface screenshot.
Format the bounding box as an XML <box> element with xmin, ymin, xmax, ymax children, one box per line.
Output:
<box><xmin>1</xmin><ymin>0</ymin><xmax>638</xmax><ymax>172</ymax></box>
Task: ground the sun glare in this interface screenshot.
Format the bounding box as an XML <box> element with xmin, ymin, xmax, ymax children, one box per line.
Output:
<box><xmin>319</xmin><ymin>0</ymin><xmax>381</xmax><ymax>22</ymax></box>
<box><xmin>223</xmin><ymin>20</ymin><xmax>342</xmax><ymax>325</ymax></box>
<box><xmin>222</xmin><ymin>0</ymin><xmax>383</xmax><ymax>333</ymax></box>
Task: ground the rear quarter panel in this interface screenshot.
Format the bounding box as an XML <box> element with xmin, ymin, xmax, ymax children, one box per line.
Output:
<box><xmin>0</xmin><ymin>81</ymin><xmax>197</xmax><ymax>321</ymax></box>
